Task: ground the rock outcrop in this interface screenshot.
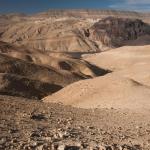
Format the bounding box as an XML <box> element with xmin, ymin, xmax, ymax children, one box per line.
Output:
<box><xmin>89</xmin><ymin>17</ymin><xmax>150</xmax><ymax>49</ymax></box>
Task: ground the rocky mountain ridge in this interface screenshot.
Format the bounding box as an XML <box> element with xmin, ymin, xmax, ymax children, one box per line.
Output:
<box><xmin>34</xmin><ymin>9</ymin><xmax>150</xmax><ymax>20</ymax></box>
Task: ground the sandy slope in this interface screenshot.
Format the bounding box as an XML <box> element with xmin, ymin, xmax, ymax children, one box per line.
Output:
<box><xmin>84</xmin><ymin>45</ymin><xmax>150</xmax><ymax>70</ymax></box>
<box><xmin>85</xmin><ymin>45</ymin><xmax>150</xmax><ymax>86</ymax></box>
<box><xmin>44</xmin><ymin>45</ymin><xmax>150</xmax><ymax>109</ymax></box>
<box><xmin>43</xmin><ymin>74</ymin><xmax>150</xmax><ymax>109</ymax></box>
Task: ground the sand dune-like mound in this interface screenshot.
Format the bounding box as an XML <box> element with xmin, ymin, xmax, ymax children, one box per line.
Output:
<box><xmin>0</xmin><ymin>73</ymin><xmax>62</xmax><ymax>99</ymax></box>
<box><xmin>84</xmin><ymin>45</ymin><xmax>150</xmax><ymax>70</ymax></box>
<box><xmin>85</xmin><ymin>45</ymin><xmax>150</xmax><ymax>86</ymax></box>
<box><xmin>43</xmin><ymin>74</ymin><xmax>150</xmax><ymax>109</ymax></box>
<box><xmin>44</xmin><ymin>45</ymin><xmax>150</xmax><ymax>109</ymax></box>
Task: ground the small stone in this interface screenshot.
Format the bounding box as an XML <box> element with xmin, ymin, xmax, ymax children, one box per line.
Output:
<box><xmin>30</xmin><ymin>114</ymin><xmax>46</xmax><ymax>121</ymax></box>
<box><xmin>51</xmin><ymin>143</ymin><xmax>59</xmax><ymax>150</ymax></box>
<box><xmin>42</xmin><ymin>136</ymin><xmax>52</xmax><ymax>141</ymax></box>
<box><xmin>36</xmin><ymin>145</ymin><xmax>44</xmax><ymax>150</ymax></box>
<box><xmin>0</xmin><ymin>138</ymin><xmax>6</xmax><ymax>145</ymax></box>
<box><xmin>65</xmin><ymin>145</ymin><xmax>80</xmax><ymax>150</ymax></box>
<box><xmin>53</xmin><ymin>133</ymin><xmax>59</xmax><ymax>139</ymax></box>
<box><xmin>98</xmin><ymin>145</ymin><xmax>106</xmax><ymax>150</ymax></box>
<box><xmin>87</xmin><ymin>126</ymin><xmax>95</xmax><ymax>130</ymax></box>
<box><xmin>58</xmin><ymin>145</ymin><xmax>65</xmax><ymax>150</ymax></box>
<box><xmin>11</xmin><ymin>138</ymin><xmax>18</xmax><ymax>143</ymax></box>
<box><xmin>30</xmin><ymin>141</ymin><xmax>37</xmax><ymax>148</ymax></box>
<box><xmin>58</xmin><ymin>131</ymin><xmax>69</xmax><ymax>138</ymax></box>
<box><xmin>101</xmin><ymin>131</ymin><xmax>106</xmax><ymax>135</ymax></box>
<box><xmin>30</xmin><ymin>132</ymin><xmax>41</xmax><ymax>138</ymax></box>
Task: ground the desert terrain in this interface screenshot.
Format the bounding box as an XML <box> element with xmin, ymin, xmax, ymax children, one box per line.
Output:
<box><xmin>0</xmin><ymin>9</ymin><xmax>150</xmax><ymax>150</ymax></box>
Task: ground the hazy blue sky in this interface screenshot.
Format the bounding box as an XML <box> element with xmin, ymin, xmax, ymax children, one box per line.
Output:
<box><xmin>0</xmin><ymin>0</ymin><xmax>150</xmax><ymax>14</ymax></box>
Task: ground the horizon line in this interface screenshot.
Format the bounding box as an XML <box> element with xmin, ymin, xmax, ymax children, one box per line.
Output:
<box><xmin>0</xmin><ymin>8</ymin><xmax>150</xmax><ymax>15</ymax></box>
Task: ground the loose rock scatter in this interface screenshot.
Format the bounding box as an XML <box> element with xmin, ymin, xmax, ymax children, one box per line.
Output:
<box><xmin>0</xmin><ymin>95</ymin><xmax>150</xmax><ymax>150</ymax></box>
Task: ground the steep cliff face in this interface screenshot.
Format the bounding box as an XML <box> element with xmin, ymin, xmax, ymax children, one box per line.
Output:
<box><xmin>89</xmin><ymin>17</ymin><xmax>150</xmax><ymax>49</ymax></box>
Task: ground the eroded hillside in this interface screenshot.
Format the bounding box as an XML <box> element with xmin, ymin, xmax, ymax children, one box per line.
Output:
<box><xmin>0</xmin><ymin>10</ymin><xmax>150</xmax><ymax>52</ymax></box>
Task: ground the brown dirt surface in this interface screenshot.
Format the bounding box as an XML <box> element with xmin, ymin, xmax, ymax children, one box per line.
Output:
<box><xmin>1</xmin><ymin>95</ymin><xmax>150</xmax><ymax>150</ymax></box>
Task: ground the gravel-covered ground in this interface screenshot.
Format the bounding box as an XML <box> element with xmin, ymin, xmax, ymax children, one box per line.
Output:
<box><xmin>0</xmin><ymin>95</ymin><xmax>150</xmax><ymax>150</ymax></box>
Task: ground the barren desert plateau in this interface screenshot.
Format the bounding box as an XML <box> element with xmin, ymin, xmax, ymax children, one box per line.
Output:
<box><xmin>0</xmin><ymin>7</ymin><xmax>150</xmax><ymax>150</ymax></box>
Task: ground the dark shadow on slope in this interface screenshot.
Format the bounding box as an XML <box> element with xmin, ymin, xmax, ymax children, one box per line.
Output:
<box><xmin>85</xmin><ymin>61</ymin><xmax>112</xmax><ymax>76</ymax></box>
<box><xmin>0</xmin><ymin>73</ymin><xmax>63</xmax><ymax>100</ymax></box>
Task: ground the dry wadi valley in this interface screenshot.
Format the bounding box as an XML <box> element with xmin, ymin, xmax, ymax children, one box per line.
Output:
<box><xmin>0</xmin><ymin>9</ymin><xmax>150</xmax><ymax>150</ymax></box>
